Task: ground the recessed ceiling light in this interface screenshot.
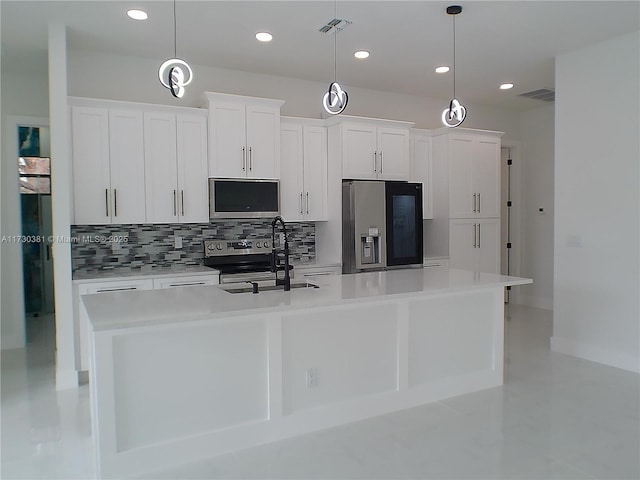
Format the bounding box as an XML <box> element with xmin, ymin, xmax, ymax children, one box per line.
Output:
<box><xmin>255</xmin><ymin>32</ymin><xmax>273</xmax><ymax>42</ymax></box>
<box><xmin>354</xmin><ymin>50</ymin><xmax>370</xmax><ymax>59</ymax></box>
<box><xmin>435</xmin><ymin>66</ymin><xmax>450</xmax><ymax>73</ymax></box>
<box><xmin>127</xmin><ymin>9</ymin><xmax>148</xmax><ymax>20</ymax></box>
<box><xmin>500</xmin><ymin>83</ymin><xmax>514</xmax><ymax>90</ymax></box>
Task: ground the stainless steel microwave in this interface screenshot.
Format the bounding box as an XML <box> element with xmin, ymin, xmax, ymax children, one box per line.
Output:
<box><xmin>208</xmin><ymin>178</ymin><xmax>280</xmax><ymax>219</ymax></box>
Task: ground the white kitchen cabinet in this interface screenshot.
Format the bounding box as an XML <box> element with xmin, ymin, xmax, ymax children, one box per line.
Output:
<box><xmin>71</xmin><ymin>106</ymin><xmax>146</xmax><ymax>224</ymax></box>
<box><xmin>144</xmin><ymin>111</ymin><xmax>208</xmax><ymax>223</ymax></box>
<box><xmin>449</xmin><ymin>218</ymin><xmax>500</xmax><ymax>273</ymax></box>
<box><xmin>205</xmin><ymin>92</ymin><xmax>284</xmax><ymax>179</ymax></box>
<box><xmin>327</xmin><ymin>117</ymin><xmax>413</xmax><ymax>181</ymax></box>
<box><xmin>410</xmin><ymin>129</ymin><xmax>434</xmax><ymax>219</ymax></box>
<box><xmin>77</xmin><ymin>278</ymin><xmax>154</xmax><ymax>371</ymax></box>
<box><xmin>444</xmin><ymin>131</ymin><xmax>501</xmax><ymax>219</ymax></box>
<box><xmin>280</xmin><ymin>118</ymin><xmax>328</xmax><ymax>222</ymax></box>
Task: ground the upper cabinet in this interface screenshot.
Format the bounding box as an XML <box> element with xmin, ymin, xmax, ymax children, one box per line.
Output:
<box><xmin>144</xmin><ymin>111</ymin><xmax>208</xmax><ymax>223</ymax></box>
<box><xmin>327</xmin><ymin>117</ymin><xmax>413</xmax><ymax>181</ymax></box>
<box><xmin>410</xmin><ymin>129</ymin><xmax>433</xmax><ymax>220</ymax></box>
<box><xmin>280</xmin><ymin>118</ymin><xmax>328</xmax><ymax>222</ymax></box>
<box><xmin>435</xmin><ymin>129</ymin><xmax>502</xmax><ymax>219</ymax></box>
<box><xmin>70</xmin><ymin>98</ymin><xmax>208</xmax><ymax>225</ymax></box>
<box><xmin>71</xmin><ymin>106</ymin><xmax>146</xmax><ymax>225</ymax></box>
<box><xmin>204</xmin><ymin>92</ymin><xmax>284</xmax><ymax>179</ymax></box>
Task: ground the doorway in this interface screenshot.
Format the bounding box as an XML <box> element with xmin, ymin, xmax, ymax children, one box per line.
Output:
<box><xmin>17</xmin><ymin>123</ymin><xmax>55</xmax><ymax>345</ymax></box>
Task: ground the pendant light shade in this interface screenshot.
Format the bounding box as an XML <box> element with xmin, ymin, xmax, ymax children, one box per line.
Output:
<box><xmin>158</xmin><ymin>0</ymin><xmax>193</xmax><ymax>98</ymax></box>
<box><xmin>442</xmin><ymin>5</ymin><xmax>466</xmax><ymax>127</ymax></box>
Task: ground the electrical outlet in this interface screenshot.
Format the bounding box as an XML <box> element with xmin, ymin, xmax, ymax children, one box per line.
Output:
<box><xmin>305</xmin><ymin>368</ymin><xmax>317</xmax><ymax>388</ymax></box>
<box><xmin>174</xmin><ymin>236</ymin><xmax>183</xmax><ymax>249</ymax></box>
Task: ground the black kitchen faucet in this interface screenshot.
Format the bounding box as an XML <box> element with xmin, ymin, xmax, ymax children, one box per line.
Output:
<box><xmin>270</xmin><ymin>216</ymin><xmax>291</xmax><ymax>291</ymax></box>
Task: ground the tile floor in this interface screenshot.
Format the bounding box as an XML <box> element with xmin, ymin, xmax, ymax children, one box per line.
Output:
<box><xmin>1</xmin><ymin>305</ymin><xmax>638</xmax><ymax>479</ymax></box>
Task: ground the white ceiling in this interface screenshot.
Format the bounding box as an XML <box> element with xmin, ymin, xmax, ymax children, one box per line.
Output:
<box><xmin>2</xmin><ymin>1</ymin><xmax>639</xmax><ymax>110</ymax></box>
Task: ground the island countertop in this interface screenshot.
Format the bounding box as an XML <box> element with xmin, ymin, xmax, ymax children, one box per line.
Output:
<box><xmin>82</xmin><ymin>268</ymin><xmax>531</xmax><ymax>332</ymax></box>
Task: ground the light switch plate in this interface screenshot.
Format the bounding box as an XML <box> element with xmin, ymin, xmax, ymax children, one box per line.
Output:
<box><xmin>174</xmin><ymin>236</ymin><xmax>183</xmax><ymax>249</ymax></box>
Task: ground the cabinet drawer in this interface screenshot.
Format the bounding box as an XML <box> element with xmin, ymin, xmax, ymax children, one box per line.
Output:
<box><xmin>78</xmin><ymin>278</ymin><xmax>154</xmax><ymax>295</ymax></box>
<box><xmin>153</xmin><ymin>274</ymin><xmax>219</xmax><ymax>289</ymax></box>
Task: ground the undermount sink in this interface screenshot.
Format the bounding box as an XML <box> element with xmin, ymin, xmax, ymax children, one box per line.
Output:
<box><xmin>222</xmin><ymin>282</ymin><xmax>319</xmax><ymax>294</ymax></box>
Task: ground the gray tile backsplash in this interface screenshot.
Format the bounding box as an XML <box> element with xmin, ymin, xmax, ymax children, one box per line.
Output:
<box><xmin>71</xmin><ymin>221</ymin><xmax>315</xmax><ymax>277</ymax></box>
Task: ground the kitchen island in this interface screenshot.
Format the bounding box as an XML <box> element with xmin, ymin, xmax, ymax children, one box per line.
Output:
<box><xmin>83</xmin><ymin>268</ymin><xmax>531</xmax><ymax>479</ymax></box>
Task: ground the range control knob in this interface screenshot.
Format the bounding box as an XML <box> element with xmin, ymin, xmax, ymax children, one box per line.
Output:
<box><xmin>263</xmin><ymin>241</ymin><xmax>270</xmax><ymax>249</ymax></box>
<box><xmin>255</xmin><ymin>241</ymin><xmax>262</xmax><ymax>248</ymax></box>
<box><xmin>207</xmin><ymin>244</ymin><xmax>214</xmax><ymax>251</ymax></box>
<box><xmin>216</xmin><ymin>243</ymin><xmax>223</xmax><ymax>250</ymax></box>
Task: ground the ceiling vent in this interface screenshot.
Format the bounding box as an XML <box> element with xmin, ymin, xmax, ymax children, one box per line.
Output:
<box><xmin>319</xmin><ymin>18</ymin><xmax>352</xmax><ymax>34</ymax></box>
<box><xmin>518</xmin><ymin>88</ymin><xmax>555</xmax><ymax>102</ymax></box>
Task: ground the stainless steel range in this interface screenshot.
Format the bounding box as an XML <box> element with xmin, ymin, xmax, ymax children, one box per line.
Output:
<box><xmin>203</xmin><ymin>238</ymin><xmax>293</xmax><ymax>284</ymax></box>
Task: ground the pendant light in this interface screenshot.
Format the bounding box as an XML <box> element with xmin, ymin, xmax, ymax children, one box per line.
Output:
<box><xmin>442</xmin><ymin>5</ymin><xmax>467</xmax><ymax>127</ymax></box>
<box><xmin>158</xmin><ymin>0</ymin><xmax>193</xmax><ymax>98</ymax></box>
<box><xmin>322</xmin><ymin>2</ymin><xmax>349</xmax><ymax>115</ymax></box>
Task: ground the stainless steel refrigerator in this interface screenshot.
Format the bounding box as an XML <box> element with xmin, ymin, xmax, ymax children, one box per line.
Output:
<box><xmin>342</xmin><ymin>180</ymin><xmax>423</xmax><ymax>274</ymax></box>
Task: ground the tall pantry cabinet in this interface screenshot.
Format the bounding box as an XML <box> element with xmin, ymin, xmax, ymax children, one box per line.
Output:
<box><xmin>432</xmin><ymin>128</ymin><xmax>503</xmax><ymax>274</ymax></box>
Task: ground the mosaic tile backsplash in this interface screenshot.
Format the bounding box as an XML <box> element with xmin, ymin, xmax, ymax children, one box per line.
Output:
<box><xmin>71</xmin><ymin>221</ymin><xmax>315</xmax><ymax>277</ymax></box>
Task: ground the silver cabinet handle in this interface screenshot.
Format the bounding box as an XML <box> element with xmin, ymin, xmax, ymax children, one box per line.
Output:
<box><xmin>242</xmin><ymin>146</ymin><xmax>246</xmax><ymax>171</ymax></box>
<box><xmin>96</xmin><ymin>287</ymin><xmax>137</xmax><ymax>293</ymax></box>
<box><xmin>306</xmin><ymin>192</ymin><xmax>309</xmax><ymax>214</ymax></box>
<box><xmin>478</xmin><ymin>223</ymin><xmax>481</xmax><ymax>248</ymax></box>
<box><xmin>249</xmin><ymin>146</ymin><xmax>253</xmax><ymax>171</ymax></box>
<box><xmin>105</xmin><ymin>189</ymin><xmax>109</xmax><ymax>217</ymax></box>
<box><xmin>473</xmin><ymin>224</ymin><xmax>477</xmax><ymax>248</ymax></box>
<box><xmin>113</xmin><ymin>189</ymin><xmax>118</xmax><ymax>217</ymax></box>
<box><xmin>173</xmin><ymin>190</ymin><xmax>177</xmax><ymax>216</ymax></box>
<box><xmin>299</xmin><ymin>192</ymin><xmax>303</xmax><ymax>214</ymax></box>
<box><xmin>473</xmin><ymin>193</ymin><xmax>477</xmax><ymax>213</ymax></box>
<box><xmin>380</xmin><ymin>151</ymin><xmax>383</xmax><ymax>173</ymax></box>
<box><xmin>477</xmin><ymin>192</ymin><xmax>481</xmax><ymax>213</ymax></box>
<box><xmin>373</xmin><ymin>151</ymin><xmax>377</xmax><ymax>172</ymax></box>
<box><xmin>169</xmin><ymin>282</ymin><xmax>205</xmax><ymax>287</ymax></box>
<box><xmin>181</xmin><ymin>190</ymin><xmax>185</xmax><ymax>216</ymax></box>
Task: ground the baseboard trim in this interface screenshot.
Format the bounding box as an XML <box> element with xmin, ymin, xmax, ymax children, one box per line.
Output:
<box><xmin>550</xmin><ymin>336</ymin><xmax>640</xmax><ymax>373</ymax></box>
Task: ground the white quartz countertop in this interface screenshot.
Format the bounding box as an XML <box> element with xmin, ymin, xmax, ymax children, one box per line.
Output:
<box><xmin>83</xmin><ymin>268</ymin><xmax>531</xmax><ymax>332</ymax></box>
<box><xmin>73</xmin><ymin>265</ymin><xmax>219</xmax><ymax>283</ymax></box>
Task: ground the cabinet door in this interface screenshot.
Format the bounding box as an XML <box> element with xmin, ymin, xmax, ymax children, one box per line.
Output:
<box><xmin>376</xmin><ymin>127</ymin><xmax>409</xmax><ymax>180</ymax></box>
<box><xmin>341</xmin><ymin>124</ymin><xmax>377</xmax><ymax>179</ymax></box>
<box><xmin>109</xmin><ymin>110</ymin><xmax>146</xmax><ymax>224</ymax></box>
<box><xmin>144</xmin><ymin>112</ymin><xmax>178</xmax><ymax>223</ymax></box>
<box><xmin>474</xmin><ymin>138</ymin><xmax>501</xmax><ymax>218</ymax></box>
<box><xmin>448</xmin><ymin>136</ymin><xmax>475</xmax><ymax>218</ymax></box>
<box><xmin>177</xmin><ymin>114</ymin><xmax>209</xmax><ymax>223</ymax></box>
<box><xmin>449</xmin><ymin>219</ymin><xmax>477</xmax><ymax>271</ymax></box>
<box><xmin>280</xmin><ymin>122</ymin><xmax>304</xmax><ymax>222</ymax></box>
<box><xmin>246</xmin><ymin>104</ymin><xmax>280</xmax><ymax>179</ymax></box>
<box><xmin>412</xmin><ymin>133</ymin><xmax>433</xmax><ymax>219</ymax></box>
<box><xmin>303</xmin><ymin>125</ymin><xmax>328</xmax><ymax>221</ymax></box>
<box><xmin>476</xmin><ymin>218</ymin><xmax>500</xmax><ymax>274</ymax></box>
<box><xmin>71</xmin><ymin>106</ymin><xmax>111</xmax><ymax>224</ymax></box>
<box><xmin>209</xmin><ymin>101</ymin><xmax>246</xmax><ymax>178</ymax></box>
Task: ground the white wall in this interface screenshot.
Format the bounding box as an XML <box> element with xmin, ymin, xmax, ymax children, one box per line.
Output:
<box><xmin>68</xmin><ymin>49</ymin><xmax>522</xmax><ymax>137</ymax></box>
<box><xmin>552</xmin><ymin>31</ymin><xmax>639</xmax><ymax>372</ymax></box>
<box><xmin>518</xmin><ymin>105</ymin><xmax>555</xmax><ymax>309</ymax></box>
<box><xmin>1</xmin><ymin>70</ymin><xmax>49</xmax><ymax>349</ymax></box>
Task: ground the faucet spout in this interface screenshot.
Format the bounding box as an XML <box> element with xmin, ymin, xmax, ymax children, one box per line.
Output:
<box><xmin>270</xmin><ymin>216</ymin><xmax>291</xmax><ymax>291</ymax></box>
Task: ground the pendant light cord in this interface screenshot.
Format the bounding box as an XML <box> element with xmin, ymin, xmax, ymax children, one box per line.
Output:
<box><xmin>173</xmin><ymin>0</ymin><xmax>178</xmax><ymax>58</ymax></box>
<box><xmin>452</xmin><ymin>13</ymin><xmax>456</xmax><ymax>99</ymax></box>
<box><xmin>333</xmin><ymin>0</ymin><xmax>338</xmax><ymax>83</ymax></box>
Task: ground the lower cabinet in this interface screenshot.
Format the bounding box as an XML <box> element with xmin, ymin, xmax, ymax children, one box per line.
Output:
<box><xmin>449</xmin><ymin>218</ymin><xmax>500</xmax><ymax>274</ymax></box>
<box><xmin>75</xmin><ymin>273</ymin><xmax>219</xmax><ymax>371</ymax></box>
